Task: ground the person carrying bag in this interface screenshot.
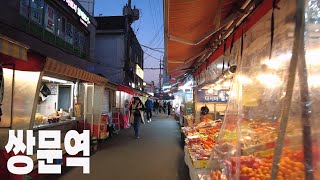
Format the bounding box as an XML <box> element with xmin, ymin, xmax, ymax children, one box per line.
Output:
<box><xmin>129</xmin><ymin>97</ymin><xmax>145</xmax><ymax>139</ymax></box>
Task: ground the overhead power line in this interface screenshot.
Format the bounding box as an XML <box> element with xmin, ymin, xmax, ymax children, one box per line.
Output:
<box><xmin>144</xmin><ymin>51</ymin><xmax>162</xmax><ymax>61</ymax></box>
<box><xmin>140</xmin><ymin>44</ymin><xmax>164</xmax><ymax>53</ymax></box>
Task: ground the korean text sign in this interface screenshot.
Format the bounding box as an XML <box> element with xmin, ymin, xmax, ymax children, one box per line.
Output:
<box><xmin>5</xmin><ymin>130</ymin><xmax>90</xmax><ymax>175</ymax></box>
<box><xmin>197</xmin><ymin>89</ymin><xmax>229</xmax><ymax>102</ymax></box>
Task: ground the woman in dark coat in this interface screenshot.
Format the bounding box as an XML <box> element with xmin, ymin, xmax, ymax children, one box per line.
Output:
<box><xmin>129</xmin><ymin>97</ymin><xmax>145</xmax><ymax>139</ymax></box>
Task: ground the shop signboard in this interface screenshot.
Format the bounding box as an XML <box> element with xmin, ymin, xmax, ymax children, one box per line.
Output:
<box><xmin>135</xmin><ymin>64</ymin><xmax>144</xmax><ymax>80</ymax></box>
<box><xmin>44</xmin><ymin>3</ymin><xmax>55</xmax><ymax>33</ymax></box>
<box><xmin>197</xmin><ymin>89</ymin><xmax>229</xmax><ymax>102</ymax></box>
<box><xmin>61</xmin><ymin>0</ymin><xmax>91</xmax><ymax>27</ymax></box>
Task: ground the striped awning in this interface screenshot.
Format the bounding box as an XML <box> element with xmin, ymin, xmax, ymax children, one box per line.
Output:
<box><xmin>44</xmin><ymin>58</ymin><xmax>108</xmax><ymax>85</ymax></box>
<box><xmin>0</xmin><ymin>35</ymin><xmax>28</xmax><ymax>61</ymax></box>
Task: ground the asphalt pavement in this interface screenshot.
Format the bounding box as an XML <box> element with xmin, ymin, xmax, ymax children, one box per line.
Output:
<box><xmin>45</xmin><ymin>113</ymin><xmax>190</xmax><ymax>180</ymax></box>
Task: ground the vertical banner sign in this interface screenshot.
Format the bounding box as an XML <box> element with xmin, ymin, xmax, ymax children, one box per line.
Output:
<box><xmin>19</xmin><ymin>0</ymin><xmax>29</xmax><ymax>18</ymax></box>
<box><xmin>197</xmin><ymin>89</ymin><xmax>229</xmax><ymax>102</ymax></box>
<box><xmin>44</xmin><ymin>3</ymin><xmax>55</xmax><ymax>33</ymax></box>
<box><xmin>65</xmin><ymin>22</ymin><xmax>73</xmax><ymax>44</ymax></box>
<box><xmin>30</xmin><ymin>0</ymin><xmax>44</xmax><ymax>25</ymax></box>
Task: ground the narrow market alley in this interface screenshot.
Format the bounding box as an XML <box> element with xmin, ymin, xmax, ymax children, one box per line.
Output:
<box><xmin>48</xmin><ymin>114</ymin><xmax>190</xmax><ymax>180</ymax></box>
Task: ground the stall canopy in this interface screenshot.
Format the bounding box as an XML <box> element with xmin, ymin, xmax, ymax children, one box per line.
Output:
<box><xmin>117</xmin><ymin>84</ymin><xmax>134</xmax><ymax>95</ymax></box>
<box><xmin>44</xmin><ymin>58</ymin><xmax>109</xmax><ymax>85</ymax></box>
<box><xmin>164</xmin><ymin>0</ymin><xmax>275</xmax><ymax>78</ymax></box>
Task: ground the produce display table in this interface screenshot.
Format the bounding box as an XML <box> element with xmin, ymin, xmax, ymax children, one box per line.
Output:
<box><xmin>184</xmin><ymin>146</ymin><xmax>211</xmax><ymax>180</ymax></box>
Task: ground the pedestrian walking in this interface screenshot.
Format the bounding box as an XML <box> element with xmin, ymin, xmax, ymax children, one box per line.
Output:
<box><xmin>162</xmin><ymin>100</ymin><xmax>167</xmax><ymax>113</ymax></box>
<box><xmin>129</xmin><ymin>97</ymin><xmax>145</xmax><ymax>139</ymax></box>
<box><xmin>153</xmin><ymin>100</ymin><xmax>159</xmax><ymax>115</ymax></box>
<box><xmin>159</xmin><ymin>100</ymin><xmax>164</xmax><ymax>113</ymax></box>
<box><xmin>145</xmin><ymin>97</ymin><xmax>153</xmax><ymax>122</ymax></box>
<box><xmin>167</xmin><ymin>101</ymin><xmax>172</xmax><ymax>116</ymax></box>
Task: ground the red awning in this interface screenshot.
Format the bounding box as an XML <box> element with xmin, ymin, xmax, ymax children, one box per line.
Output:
<box><xmin>117</xmin><ymin>85</ymin><xmax>134</xmax><ymax>95</ymax></box>
<box><xmin>164</xmin><ymin>0</ymin><xmax>247</xmax><ymax>77</ymax></box>
<box><xmin>194</xmin><ymin>0</ymin><xmax>277</xmax><ymax>76</ymax></box>
<box><xmin>1</xmin><ymin>51</ymin><xmax>45</xmax><ymax>71</ymax></box>
<box><xmin>164</xmin><ymin>0</ymin><xmax>278</xmax><ymax>78</ymax></box>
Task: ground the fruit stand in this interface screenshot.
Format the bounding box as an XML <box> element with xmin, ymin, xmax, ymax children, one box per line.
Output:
<box><xmin>206</xmin><ymin>0</ymin><xmax>320</xmax><ymax>179</ymax></box>
<box><xmin>179</xmin><ymin>0</ymin><xmax>320</xmax><ymax>179</ymax></box>
<box><xmin>181</xmin><ymin>118</ymin><xmax>222</xmax><ymax>180</ymax></box>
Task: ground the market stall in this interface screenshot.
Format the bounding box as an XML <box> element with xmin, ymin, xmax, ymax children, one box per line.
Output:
<box><xmin>0</xmin><ymin>42</ymin><xmax>109</xmax><ymax>178</ymax></box>
<box><xmin>207</xmin><ymin>0</ymin><xmax>320</xmax><ymax>179</ymax></box>
<box><xmin>194</xmin><ymin>64</ymin><xmax>236</xmax><ymax>125</ymax></box>
<box><xmin>115</xmin><ymin>85</ymin><xmax>134</xmax><ymax>130</ymax></box>
<box><xmin>165</xmin><ymin>0</ymin><xmax>320</xmax><ymax>179</ymax></box>
<box><xmin>33</xmin><ymin>58</ymin><xmax>109</xmax><ymax>150</ymax></box>
<box><xmin>172</xmin><ymin>80</ymin><xmax>194</xmax><ymax>127</ymax></box>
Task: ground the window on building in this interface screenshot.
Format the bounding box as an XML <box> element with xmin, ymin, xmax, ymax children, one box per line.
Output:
<box><xmin>65</xmin><ymin>21</ymin><xmax>73</xmax><ymax>44</ymax></box>
<box><xmin>18</xmin><ymin>0</ymin><xmax>89</xmax><ymax>57</ymax></box>
<box><xmin>80</xmin><ymin>33</ymin><xmax>89</xmax><ymax>54</ymax></box>
<box><xmin>20</xmin><ymin>0</ymin><xmax>29</xmax><ymax>18</ymax></box>
<box><xmin>44</xmin><ymin>2</ymin><xmax>55</xmax><ymax>33</ymax></box>
<box><xmin>73</xmin><ymin>27</ymin><xmax>79</xmax><ymax>48</ymax></box>
<box><xmin>30</xmin><ymin>0</ymin><xmax>44</xmax><ymax>25</ymax></box>
<box><xmin>56</xmin><ymin>13</ymin><xmax>65</xmax><ymax>39</ymax></box>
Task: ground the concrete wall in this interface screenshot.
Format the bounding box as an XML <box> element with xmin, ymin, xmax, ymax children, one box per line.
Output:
<box><xmin>95</xmin><ymin>34</ymin><xmax>125</xmax><ymax>84</ymax></box>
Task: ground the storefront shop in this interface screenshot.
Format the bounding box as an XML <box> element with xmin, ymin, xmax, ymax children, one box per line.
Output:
<box><xmin>172</xmin><ymin>82</ymin><xmax>194</xmax><ymax>127</ymax></box>
<box><xmin>0</xmin><ymin>37</ymin><xmax>109</xmax><ymax>179</ymax></box>
<box><xmin>166</xmin><ymin>0</ymin><xmax>320</xmax><ymax>179</ymax></box>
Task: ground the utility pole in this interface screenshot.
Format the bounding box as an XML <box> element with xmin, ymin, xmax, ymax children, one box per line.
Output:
<box><xmin>159</xmin><ymin>57</ymin><xmax>165</xmax><ymax>92</ymax></box>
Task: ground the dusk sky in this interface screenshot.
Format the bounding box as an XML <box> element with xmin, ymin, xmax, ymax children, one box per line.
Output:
<box><xmin>94</xmin><ymin>0</ymin><xmax>164</xmax><ymax>86</ymax></box>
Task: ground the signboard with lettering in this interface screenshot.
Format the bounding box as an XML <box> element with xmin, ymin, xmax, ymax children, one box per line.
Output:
<box><xmin>62</xmin><ymin>0</ymin><xmax>91</xmax><ymax>27</ymax></box>
<box><xmin>135</xmin><ymin>64</ymin><xmax>144</xmax><ymax>80</ymax></box>
<box><xmin>197</xmin><ymin>89</ymin><xmax>229</xmax><ymax>102</ymax></box>
<box><xmin>44</xmin><ymin>3</ymin><xmax>55</xmax><ymax>33</ymax></box>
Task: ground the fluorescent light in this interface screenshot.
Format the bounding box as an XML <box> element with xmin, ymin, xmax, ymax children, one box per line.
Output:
<box><xmin>223</xmin><ymin>81</ymin><xmax>231</xmax><ymax>87</ymax></box>
<box><xmin>256</xmin><ymin>74</ymin><xmax>282</xmax><ymax>88</ymax></box>
<box><xmin>236</xmin><ymin>75</ymin><xmax>252</xmax><ymax>84</ymax></box>
<box><xmin>162</xmin><ymin>85</ymin><xmax>172</xmax><ymax>89</ymax></box>
<box><xmin>184</xmin><ymin>80</ymin><xmax>193</xmax><ymax>87</ymax></box>
<box><xmin>42</xmin><ymin>76</ymin><xmax>68</xmax><ymax>83</ymax></box>
<box><xmin>217</xmin><ymin>64</ymin><xmax>224</xmax><ymax>68</ymax></box>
